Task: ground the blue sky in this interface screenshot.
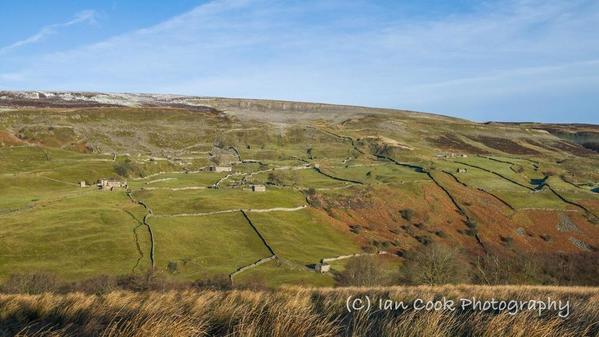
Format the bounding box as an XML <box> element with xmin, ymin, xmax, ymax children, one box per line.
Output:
<box><xmin>1</xmin><ymin>0</ymin><xmax>598</xmax><ymax>123</ymax></box>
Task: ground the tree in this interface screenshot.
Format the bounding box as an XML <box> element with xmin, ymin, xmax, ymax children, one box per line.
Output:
<box><xmin>114</xmin><ymin>159</ymin><xmax>133</xmax><ymax>177</ymax></box>
<box><xmin>400</xmin><ymin>243</ymin><xmax>470</xmax><ymax>285</ymax></box>
<box><xmin>336</xmin><ymin>256</ymin><xmax>387</xmax><ymax>286</ymax></box>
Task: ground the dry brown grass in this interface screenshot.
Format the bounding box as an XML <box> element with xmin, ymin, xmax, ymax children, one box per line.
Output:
<box><xmin>1</xmin><ymin>285</ymin><xmax>598</xmax><ymax>337</ymax></box>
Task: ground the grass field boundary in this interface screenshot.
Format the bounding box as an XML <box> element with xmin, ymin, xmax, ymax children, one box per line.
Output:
<box><xmin>442</xmin><ymin>170</ymin><xmax>515</xmax><ymax>211</ymax></box>
<box><xmin>454</xmin><ymin>160</ymin><xmax>535</xmax><ymax>191</ymax></box>
<box><xmin>240</xmin><ymin>210</ymin><xmax>275</xmax><ymax>256</ymax></box>
<box><xmin>128</xmin><ymin>191</ymin><xmax>156</xmax><ymax>270</ymax></box>
<box><xmin>229</xmin><ymin>255</ymin><xmax>277</xmax><ymax>281</ymax></box>
<box><xmin>313</xmin><ymin>167</ymin><xmax>363</xmax><ymax>185</ymax></box>
<box><xmin>545</xmin><ymin>184</ymin><xmax>598</xmax><ymax>219</ymax></box>
<box><xmin>427</xmin><ymin>171</ymin><xmax>487</xmax><ymax>252</ymax></box>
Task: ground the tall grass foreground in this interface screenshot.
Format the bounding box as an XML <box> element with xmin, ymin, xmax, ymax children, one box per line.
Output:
<box><xmin>1</xmin><ymin>285</ymin><xmax>598</xmax><ymax>337</ymax></box>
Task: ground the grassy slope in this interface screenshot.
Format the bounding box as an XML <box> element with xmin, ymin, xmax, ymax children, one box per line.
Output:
<box><xmin>249</xmin><ymin>208</ymin><xmax>359</xmax><ymax>265</ymax></box>
<box><xmin>0</xmin><ymin>103</ymin><xmax>597</xmax><ymax>286</ymax></box>
<box><xmin>0</xmin><ymin>191</ymin><xmax>148</xmax><ymax>280</ymax></box>
<box><xmin>151</xmin><ymin>212</ymin><xmax>272</xmax><ymax>278</ymax></box>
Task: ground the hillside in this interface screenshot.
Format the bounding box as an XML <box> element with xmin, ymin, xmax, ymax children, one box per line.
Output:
<box><xmin>0</xmin><ymin>91</ymin><xmax>597</xmax><ymax>287</ymax></box>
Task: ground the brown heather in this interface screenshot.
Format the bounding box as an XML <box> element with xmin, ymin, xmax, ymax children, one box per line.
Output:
<box><xmin>1</xmin><ymin>285</ymin><xmax>598</xmax><ymax>337</ymax></box>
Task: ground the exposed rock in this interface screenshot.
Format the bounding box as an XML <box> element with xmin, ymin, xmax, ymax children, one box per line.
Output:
<box><xmin>557</xmin><ymin>214</ymin><xmax>579</xmax><ymax>232</ymax></box>
<box><xmin>569</xmin><ymin>237</ymin><xmax>591</xmax><ymax>252</ymax></box>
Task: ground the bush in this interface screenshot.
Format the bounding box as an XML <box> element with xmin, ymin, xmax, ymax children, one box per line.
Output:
<box><xmin>336</xmin><ymin>256</ymin><xmax>388</xmax><ymax>286</ymax></box>
<box><xmin>500</xmin><ymin>235</ymin><xmax>514</xmax><ymax>247</ymax></box>
<box><xmin>349</xmin><ymin>224</ymin><xmax>363</xmax><ymax>234</ymax></box>
<box><xmin>193</xmin><ymin>274</ymin><xmax>232</xmax><ymax>290</ymax></box>
<box><xmin>435</xmin><ymin>230</ymin><xmax>447</xmax><ymax>238</ymax></box>
<box><xmin>167</xmin><ymin>261</ymin><xmax>179</xmax><ymax>274</ymax></box>
<box><xmin>1</xmin><ymin>272</ymin><xmax>60</xmax><ymax>294</ymax></box>
<box><xmin>75</xmin><ymin>275</ymin><xmax>117</xmax><ymax>295</ymax></box>
<box><xmin>400</xmin><ymin>208</ymin><xmax>414</xmax><ymax>221</ymax></box>
<box><xmin>113</xmin><ymin>158</ymin><xmax>135</xmax><ymax>177</ymax></box>
<box><xmin>466</xmin><ymin>219</ymin><xmax>477</xmax><ymax>229</ymax></box>
<box><xmin>267</xmin><ymin>172</ymin><xmax>284</xmax><ymax>186</ymax></box>
<box><xmin>400</xmin><ymin>243</ymin><xmax>470</xmax><ymax>285</ymax></box>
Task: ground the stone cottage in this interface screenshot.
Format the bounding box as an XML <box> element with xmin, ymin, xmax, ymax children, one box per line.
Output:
<box><xmin>251</xmin><ymin>184</ymin><xmax>266</xmax><ymax>192</ymax></box>
<box><xmin>208</xmin><ymin>165</ymin><xmax>232</xmax><ymax>173</ymax></box>
<box><xmin>97</xmin><ymin>179</ymin><xmax>127</xmax><ymax>191</ymax></box>
<box><xmin>315</xmin><ymin>263</ymin><xmax>331</xmax><ymax>273</ymax></box>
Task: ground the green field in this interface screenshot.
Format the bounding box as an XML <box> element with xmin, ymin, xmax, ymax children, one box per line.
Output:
<box><xmin>151</xmin><ymin>212</ymin><xmax>272</xmax><ymax>278</ymax></box>
<box><xmin>0</xmin><ymin>101</ymin><xmax>597</xmax><ymax>287</ymax></box>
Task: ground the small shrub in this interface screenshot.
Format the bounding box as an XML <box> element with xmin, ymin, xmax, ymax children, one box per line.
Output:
<box><xmin>167</xmin><ymin>261</ymin><xmax>179</xmax><ymax>274</ymax></box>
<box><xmin>500</xmin><ymin>235</ymin><xmax>514</xmax><ymax>247</ymax></box>
<box><xmin>113</xmin><ymin>158</ymin><xmax>143</xmax><ymax>177</ymax></box>
<box><xmin>193</xmin><ymin>274</ymin><xmax>232</xmax><ymax>290</ymax></box>
<box><xmin>464</xmin><ymin>228</ymin><xmax>478</xmax><ymax>237</ymax></box>
<box><xmin>1</xmin><ymin>272</ymin><xmax>60</xmax><ymax>294</ymax></box>
<box><xmin>415</xmin><ymin>235</ymin><xmax>432</xmax><ymax>246</ymax></box>
<box><xmin>400</xmin><ymin>208</ymin><xmax>414</xmax><ymax>221</ymax></box>
<box><xmin>336</xmin><ymin>256</ymin><xmax>388</xmax><ymax>286</ymax></box>
<box><xmin>349</xmin><ymin>224</ymin><xmax>363</xmax><ymax>234</ymax></box>
<box><xmin>75</xmin><ymin>275</ymin><xmax>117</xmax><ymax>295</ymax></box>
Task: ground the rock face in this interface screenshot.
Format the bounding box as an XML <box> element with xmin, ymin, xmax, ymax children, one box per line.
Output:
<box><xmin>557</xmin><ymin>214</ymin><xmax>579</xmax><ymax>232</ymax></box>
<box><xmin>0</xmin><ymin>90</ymin><xmax>456</xmax><ymax>122</ymax></box>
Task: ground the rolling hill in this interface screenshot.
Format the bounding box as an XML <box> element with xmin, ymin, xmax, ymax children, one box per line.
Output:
<box><xmin>0</xmin><ymin>91</ymin><xmax>597</xmax><ymax>287</ymax></box>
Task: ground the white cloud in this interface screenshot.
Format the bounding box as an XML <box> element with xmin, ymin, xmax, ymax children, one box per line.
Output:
<box><xmin>1</xmin><ymin>0</ymin><xmax>598</xmax><ymax>122</ymax></box>
<box><xmin>0</xmin><ymin>10</ymin><xmax>96</xmax><ymax>55</ymax></box>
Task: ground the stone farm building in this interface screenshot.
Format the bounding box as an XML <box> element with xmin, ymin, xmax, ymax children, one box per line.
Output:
<box><xmin>456</xmin><ymin>168</ymin><xmax>468</xmax><ymax>173</ymax></box>
<box><xmin>208</xmin><ymin>165</ymin><xmax>232</xmax><ymax>173</ymax></box>
<box><xmin>97</xmin><ymin>179</ymin><xmax>127</xmax><ymax>191</ymax></box>
<box><xmin>315</xmin><ymin>263</ymin><xmax>331</xmax><ymax>273</ymax></box>
<box><xmin>251</xmin><ymin>184</ymin><xmax>266</xmax><ymax>192</ymax></box>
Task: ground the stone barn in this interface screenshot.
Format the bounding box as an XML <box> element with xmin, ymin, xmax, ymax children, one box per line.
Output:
<box><xmin>97</xmin><ymin>179</ymin><xmax>127</xmax><ymax>191</ymax></box>
<box><xmin>315</xmin><ymin>263</ymin><xmax>330</xmax><ymax>273</ymax></box>
<box><xmin>208</xmin><ymin>165</ymin><xmax>232</xmax><ymax>173</ymax></box>
<box><xmin>251</xmin><ymin>184</ymin><xmax>266</xmax><ymax>192</ymax></box>
<box><xmin>456</xmin><ymin>168</ymin><xmax>467</xmax><ymax>173</ymax></box>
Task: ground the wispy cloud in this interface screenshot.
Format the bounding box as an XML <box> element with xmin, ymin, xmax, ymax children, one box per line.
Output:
<box><xmin>1</xmin><ymin>0</ymin><xmax>598</xmax><ymax>122</ymax></box>
<box><xmin>0</xmin><ymin>10</ymin><xmax>96</xmax><ymax>55</ymax></box>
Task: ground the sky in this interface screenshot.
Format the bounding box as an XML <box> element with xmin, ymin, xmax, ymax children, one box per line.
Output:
<box><xmin>0</xmin><ymin>0</ymin><xmax>598</xmax><ymax>123</ymax></box>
